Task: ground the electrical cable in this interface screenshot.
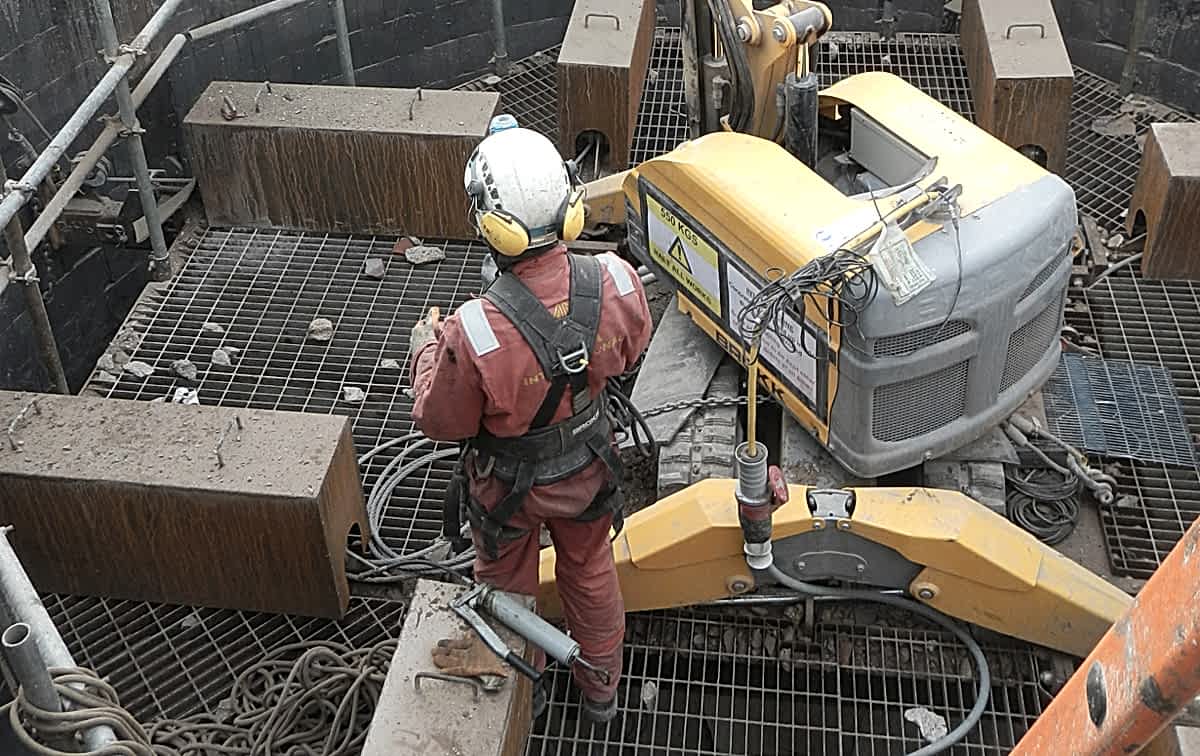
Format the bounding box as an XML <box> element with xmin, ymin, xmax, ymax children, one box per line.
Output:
<box><xmin>1005</xmin><ymin>466</ymin><xmax>1081</xmax><ymax>546</ymax></box>
<box><xmin>766</xmin><ymin>565</ymin><xmax>990</xmax><ymax>756</ymax></box>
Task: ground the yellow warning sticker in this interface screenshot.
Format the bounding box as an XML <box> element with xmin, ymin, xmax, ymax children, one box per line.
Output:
<box><xmin>645</xmin><ymin>194</ymin><xmax>722</xmax><ymax>315</ymax></box>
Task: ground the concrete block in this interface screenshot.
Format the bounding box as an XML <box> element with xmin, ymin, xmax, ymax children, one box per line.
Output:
<box><xmin>962</xmin><ymin>0</ymin><xmax>1074</xmax><ymax>172</ymax></box>
<box><xmin>0</xmin><ymin>391</ymin><xmax>369</xmax><ymax>617</ymax></box>
<box><xmin>362</xmin><ymin>580</ymin><xmax>533</xmax><ymax>756</ymax></box>
<box><xmin>1127</xmin><ymin>123</ymin><xmax>1200</xmax><ymax>280</ymax></box>
<box><xmin>184</xmin><ymin>81</ymin><xmax>499</xmax><ymax>238</ymax></box>
<box><xmin>557</xmin><ymin>0</ymin><xmax>656</xmax><ymax>170</ymax></box>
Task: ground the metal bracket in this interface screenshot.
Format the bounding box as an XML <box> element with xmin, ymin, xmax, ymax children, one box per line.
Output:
<box><xmin>8</xmin><ymin>267</ymin><xmax>39</xmax><ymax>285</ymax></box>
<box><xmin>806</xmin><ymin>489</ymin><xmax>855</xmax><ymax>519</ymax></box>
<box><xmin>413</xmin><ymin>672</ymin><xmax>483</xmax><ymax>699</ymax></box>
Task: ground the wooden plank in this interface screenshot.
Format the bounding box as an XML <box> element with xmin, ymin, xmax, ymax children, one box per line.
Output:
<box><xmin>184</xmin><ymin>82</ymin><xmax>499</xmax><ymax>238</ymax></box>
<box><xmin>1129</xmin><ymin>123</ymin><xmax>1200</xmax><ymax>280</ymax></box>
<box><xmin>557</xmin><ymin>0</ymin><xmax>656</xmax><ymax>170</ymax></box>
<box><xmin>0</xmin><ymin>391</ymin><xmax>367</xmax><ymax>617</ymax></box>
<box><xmin>362</xmin><ymin>580</ymin><xmax>533</xmax><ymax>756</ymax></box>
<box><xmin>961</xmin><ymin>0</ymin><xmax>1073</xmax><ymax>173</ymax></box>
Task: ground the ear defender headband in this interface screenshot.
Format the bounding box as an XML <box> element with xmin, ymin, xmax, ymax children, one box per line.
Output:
<box><xmin>468</xmin><ymin>160</ymin><xmax>587</xmax><ymax>257</ymax></box>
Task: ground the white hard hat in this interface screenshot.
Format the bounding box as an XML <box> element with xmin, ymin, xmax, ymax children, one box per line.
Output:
<box><xmin>464</xmin><ymin>127</ymin><xmax>583</xmax><ymax>256</ymax></box>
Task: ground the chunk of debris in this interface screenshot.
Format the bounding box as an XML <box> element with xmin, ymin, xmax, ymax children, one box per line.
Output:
<box><xmin>180</xmin><ymin>611</ymin><xmax>203</xmax><ymax>630</ymax></box>
<box><xmin>171</xmin><ymin>359</ymin><xmax>199</xmax><ymax>381</ymax></box>
<box><xmin>904</xmin><ymin>707</ymin><xmax>949</xmax><ymax>743</ymax></box>
<box><xmin>1091</xmin><ymin>113</ymin><xmax>1136</xmax><ymax>138</ymax></box>
<box><xmin>392</xmin><ymin>236</ymin><xmax>420</xmax><ymax>255</ymax></box>
<box><xmin>124</xmin><ymin>360</ymin><xmax>155</xmax><ymax>378</ymax></box>
<box><xmin>342</xmin><ymin>386</ymin><xmax>366</xmax><ymax>403</ymax></box>
<box><xmin>201</xmin><ymin>322</ymin><xmax>225</xmax><ymax>335</ymax></box>
<box><xmin>405</xmin><ymin>244</ymin><xmax>445</xmax><ymax>266</ymax></box>
<box><xmin>96</xmin><ymin>353</ymin><xmax>116</xmax><ymax>373</ymax></box>
<box><xmin>639</xmin><ymin>680</ymin><xmax>658</xmax><ymax>708</ymax></box>
<box><xmin>94</xmin><ymin>370</ymin><xmax>118</xmax><ymax>384</ymax></box>
<box><xmin>307</xmin><ymin>317</ymin><xmax>334</xmax><ymax>342</ymax></box>
<box><xmin>379</xmin><ymin>358</ymin><xmax>401</xmax><ymax>370</ymax></box>
<box><xmin>211</xmin><ymin>348</ymin><xmax>233</xmax><ymax>367</ymax></box>
<box><xmin>112</xmin><ymin>349</ymin><xmax>131</xmax><ymax>366</ymax></box>
<box><xmin>1106</xmin><ymin>233</ymin><xmax>1125</xmax><ymax>249</ymax></box>
<box><xmin>1116</xmin><ymin>494</ymin><xmax>1139</xmax><ymax>508</ymax></box>
<box><xmin>173</xmin><ymin>388</ymin><xmax>201</xmax><ymax>405</ymax></box>
<box><xmin>363</xmin><ymin>257</ymin><xmax>387</xmax><ymax>280</ymax></box>
<box><xmin>113</xmin><ymin>328</ymin><xmax>142</xmax><ymax>352</ymax></box>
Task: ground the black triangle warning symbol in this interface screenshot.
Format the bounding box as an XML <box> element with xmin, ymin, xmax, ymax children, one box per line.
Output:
<box><xmin>667</xmin><ymin>237</ymin><xmax>692</xmax><ymax>275</ymax></box>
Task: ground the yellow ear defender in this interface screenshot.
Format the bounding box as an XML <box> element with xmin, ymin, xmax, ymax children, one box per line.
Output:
<box><xmin>479</xmin><ymin>208</ymin><xmax>532</xmax><ymax>257</ymax></box>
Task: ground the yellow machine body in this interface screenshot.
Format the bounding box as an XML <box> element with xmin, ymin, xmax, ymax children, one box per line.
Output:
<box><xmin>616</xmin><ymin>71</ymin><xmax>1075</xmax><ymax>477</ymax></box>
<box><xmin>539</xmin><ymin>481</ymin><xmax>1132</xmax><ymax>659</ymax></box>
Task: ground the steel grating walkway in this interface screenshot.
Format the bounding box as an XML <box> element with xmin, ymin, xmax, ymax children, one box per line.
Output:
<box><xmin>46</xmin><ymin>595</ymin><xmax>404</xmax><ymax>723</ymax></box>
<box><xmin>530</xmin><ymin>608</ymin><xmax>1048</xmax><ymax>756</ymax></box>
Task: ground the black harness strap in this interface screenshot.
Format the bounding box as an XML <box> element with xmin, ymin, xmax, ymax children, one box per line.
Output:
<box><xmin>469</xmin><ymin>254</ymin><xmax>618</xmax><ymax>559</ymax></box>
<box><xmin>483</xmin><ymin>254</ymin><xmax>602</xmax><ymax>428</ymax></box>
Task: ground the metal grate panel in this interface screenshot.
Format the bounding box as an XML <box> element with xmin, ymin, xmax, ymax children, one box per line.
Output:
<box><xmin>1065</xmin><ymin>69</ymin><xmax>1195</xmax><ymax>231</ymax></box>
<box><xmin>816</xmin><ymin>33</ymin><xmax>976</xmax><ymax>120</ymax></box>
<box><xmin>457</xmin><ymin>48</ymin><xmax>561</xmax><ymax>140</ymax></box>
<box><xmin>1043</xmin><ymin>354</ymin><xmax>1196</xmax><ymax>468</ymax></box>
<box><xmin>46</xmin><ymin>594</ymin><xmax>403</xmax><ymax>722</ymax></box>
<box><xmin>1066</xmin><ymin>260</ymin><xmax>1200</xmax><ymax>577</ymax></box>
<box><xmin>528</xmin><ymin>608</ymin><xmax>1047</xmax><ymax>756</ymax></box>
<box><xmin>873</xmin><ymin>320</ymin><xmax>969</xmax><ymax>357</ymax></box>
<box><xmin>1000</xmin><ymin>296</ymin><xmax>1063</xmax><ymax>393</ymax></box>
<box><xmin>630</xmin><ymin>28</ymin><xmax>690</xmax><ymax>166</ymax></box>
<box><xmin>92</xmin><ymin>227</ymin><xmax>487</xmax><ymax>558</ymax></box>
<box><xmin>872</xmin><ymin>360</ymin><xmax>969</xmax><ymax>442</ymax></box>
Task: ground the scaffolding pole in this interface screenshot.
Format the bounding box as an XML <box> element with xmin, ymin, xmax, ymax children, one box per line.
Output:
<box><xmin>1012</xmin><ymin>516</ymin><xmax>1200</xmax><ymax>755</ymax></box>
<box><xmin>330</xmin><ymin>0</ymin><xmax>357</xmax><ymax>85</ymax></box>
<box><xmin>0</xmin><ymin>528</ymin><xmax>116</xmax><ymax>750</ymax></box>
<box><xmin>1</xmin><ymin>161</ymin><xmax>69</xmax><ymax>395</ymax></box>
<box><xmin>91</xmin><ymin>0</ymin><xmax>172</xmax><ymax>281</ymax></box>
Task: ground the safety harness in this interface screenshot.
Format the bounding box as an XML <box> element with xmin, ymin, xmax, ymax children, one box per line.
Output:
<box><xmin>444</xmin><ymin>254</ymin><xmax>625</xmax><ymax>560</ymax></box>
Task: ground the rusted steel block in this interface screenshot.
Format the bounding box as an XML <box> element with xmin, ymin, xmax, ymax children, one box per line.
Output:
<box><xmin>961</xmin><ymin>0</ymin><xmax>1073</xmax><ymax>172</ymax></box>
<box><xmin>1127</xmin><ymin>123</ymin><xmax>1200</xmax><ymax>280</ymax></box>
<box><xmin>184</xmin><ymin>82</ymin><xmax>499</xmax><ymax>239</ymax></box>
<box><xmin>0</xmin><ymin>391</ymin><xmax>367</xmax><ymax>618</ymax></box>
<box><xmin>558</xmin><ymin>0</ymin><xmax>656</xmax><ymax>171</ymax></box>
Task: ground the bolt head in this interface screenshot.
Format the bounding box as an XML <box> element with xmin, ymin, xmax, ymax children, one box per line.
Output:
<box><xmin>837</xmin><ymin>520</ymin><xmax>851</xmax><ymax>531</ymax></box>
<box><xmin>772</xmin><ymin>23</ymin><xmax>788</xmax><ymax>42</ymax></box>
<box><xmin>917</xmin><ymin>588</ymin><xmax>935</xmax><ymax>600</ymax></box>
<box><xmin>795</xmin><ymin>560</ymin><xmax>806</xmax><ymax>571</ymax></box>
<box><xmin>856</xmin><ymin>564</ymin><xmax>866</xmax><ymax>574</ymax></box>
<box><xmin>736</xmin><ymin>21</ymin><xmax>752</xmax><ymax>42</ymax></box>
<box><xmin>730</xmin><ymin>579</ymin><xmax>749</xmax><ymax>593</ymax></box>
<box><xmin>812</xmin><ymin>520</ymin><xmax>825</xmax><ymax>530</ymax></box>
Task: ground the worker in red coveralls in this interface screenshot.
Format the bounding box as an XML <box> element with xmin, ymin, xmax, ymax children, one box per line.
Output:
<box><xmin>407</xmin><ymin>119</ymin><xmax>652</xmax><ymax>723</ymax></box>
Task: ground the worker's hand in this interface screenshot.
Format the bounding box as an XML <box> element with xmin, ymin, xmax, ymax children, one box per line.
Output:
<box><xmin>410</xmin><ymin>309</ymin><xmax>442</xmax><ymax>354</ymax></box>
<box><xmin>431</xmin><ymin>634</ymin><xmax>510</xmax><ymax>680</ymax></box>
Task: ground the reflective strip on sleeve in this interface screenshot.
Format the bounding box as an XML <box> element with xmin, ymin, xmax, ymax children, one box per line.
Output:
<box><xmin>458</xmin><ymin>299</ymin><xmax>500</xmax><ymax>356</ymax></box>
<box><xmin>598</xmin><ymin>253</ymin><xmax>635</xmax><ymax>297</ymax></box>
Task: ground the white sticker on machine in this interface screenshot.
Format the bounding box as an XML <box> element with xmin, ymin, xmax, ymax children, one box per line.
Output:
<box><xmin>869</xmin><ymin>220</ymin><xmax>936</xmax><ymax>305</ymax></box>
<box><xmin>645</xmin><ymin>194</ymin><xmax>722</xmax><ymax>315</ymax></box>
<box><xmin>725</xmin><ymin>264</ymin><xmax>818</xmax><ymax>404</ymax></box>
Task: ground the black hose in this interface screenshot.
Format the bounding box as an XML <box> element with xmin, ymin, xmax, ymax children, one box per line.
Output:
<box><xmin>707</xmin><ymin>0</ymin><xmax>755</xmax><ymax>131</ymax></box>
<box><xmin>1005</xmin><ymin>466</ymin><xmax>1081</xmax><ymax>545</ymax></box>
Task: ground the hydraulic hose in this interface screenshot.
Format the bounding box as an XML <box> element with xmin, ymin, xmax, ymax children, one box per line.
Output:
<box><xmin>765</xmin><ymin>565</ymin><xmax>991</xmax><ymax>756</ymax></box>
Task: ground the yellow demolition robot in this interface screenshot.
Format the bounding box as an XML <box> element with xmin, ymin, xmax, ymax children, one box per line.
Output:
<box><xmin>539</xmin><ymin>0</ymin><xmax>1129</xmax><ymax>667</ymax></box>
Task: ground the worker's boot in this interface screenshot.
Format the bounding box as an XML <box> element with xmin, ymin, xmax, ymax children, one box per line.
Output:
<box><xmin>581</xmin><ymin>695</ymin><xmax>617</xmax><ymax>724</ymax></box>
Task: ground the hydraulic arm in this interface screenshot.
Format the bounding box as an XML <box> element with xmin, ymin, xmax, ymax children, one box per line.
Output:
<box><xmin>539</xmin><ymin>478</ymin><xmax>1131</xmax><ymax>659</ymax></box>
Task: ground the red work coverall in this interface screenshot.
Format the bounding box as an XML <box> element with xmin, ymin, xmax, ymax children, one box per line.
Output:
<box><xmin>410</xmin><ymin>244</ymin><xmax>652</xmax><ymax>702</ymax></box>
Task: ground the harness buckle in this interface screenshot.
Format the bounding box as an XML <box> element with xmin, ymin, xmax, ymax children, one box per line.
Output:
<box><xmin>557</xmin><ymin>340</ymin><xmax>590</xmax><ymax>375</ymax></box>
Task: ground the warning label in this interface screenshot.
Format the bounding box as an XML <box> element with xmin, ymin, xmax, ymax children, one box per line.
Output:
<box><xmin>645</xmin><ymin>194</ymin><xmax>722</xmax><ymax>315</ymax></box>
